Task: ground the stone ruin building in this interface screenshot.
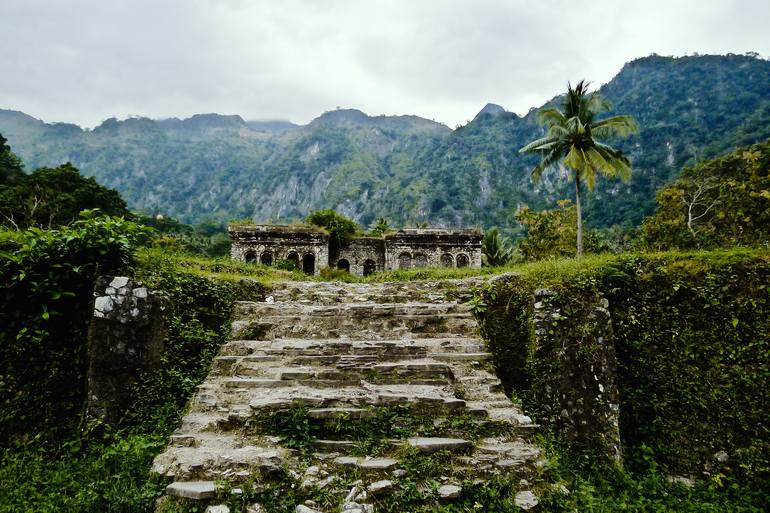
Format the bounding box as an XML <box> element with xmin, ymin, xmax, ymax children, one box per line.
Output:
<box><xmin>228</xmin><ymin>224</ymin><xmax>482</xmax><ymax>276</ymax></box>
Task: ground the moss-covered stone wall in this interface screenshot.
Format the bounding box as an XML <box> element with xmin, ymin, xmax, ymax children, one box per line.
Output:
<box><xmin>474</xmin><ymin>251</ymin><xmax>770</xmax><ymax>489</ymax></box>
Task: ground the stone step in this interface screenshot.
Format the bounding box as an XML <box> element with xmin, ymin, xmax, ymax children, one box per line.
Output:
<box><xmin>235</xmin><ymin>301</ymin><xmax>473</xmax><ymax>319</ymax></box>
<box><xmin>407</xmin><ymin>437</ymin><xmax>473</xmax><ymax>454</ymax></box>
<box><xmin>232</xmin><ymin>315</ymin><xmax>478</xmax><ymax>341</ymax></box>
<box><xmin>333</xmin><ymin>456</ymin><xmax>400</xmax><ymax>471</ymax></box>
<box><xmin>218</xmin><ymin>338</ymin><xmax>485</xmax><ymax>358</ymax></box>
<box><xmin>263</xmin><ymin>279</ymin><xmax>483</xmax><ymax>305</ymax></box>
<box><xmin>152</xmin><ymin>434</ymin><xmax>285</xmax><ymax>481</ymax></box>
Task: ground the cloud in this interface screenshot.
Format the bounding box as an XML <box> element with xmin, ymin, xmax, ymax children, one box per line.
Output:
<box><xmin>0</xmin><ymin>0</ymin><xmax>767</xmax><ymax>128</ymax></box>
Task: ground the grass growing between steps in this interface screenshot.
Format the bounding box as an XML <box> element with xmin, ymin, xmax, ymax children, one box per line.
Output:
<box><xmin>247</xmin><ymin>404</ymin><xmax>518</xmax><ymax>457</ymax></box>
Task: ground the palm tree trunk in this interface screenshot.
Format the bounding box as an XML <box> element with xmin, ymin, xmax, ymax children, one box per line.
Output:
<box><xmin>575</xmin><ymin>174</ymin><xmax>583</xmax><ymax>257</ymax></box>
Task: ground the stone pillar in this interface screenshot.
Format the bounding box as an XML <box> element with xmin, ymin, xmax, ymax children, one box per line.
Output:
<box><xmin>530</xmin><ymin>288</ymin><xmax>622</xmax><ymax>461</ymax></box>
<box><xmin>84</xmin><ymin>276</ymin><xmax>165</xmax><ymax>425</ymax></box>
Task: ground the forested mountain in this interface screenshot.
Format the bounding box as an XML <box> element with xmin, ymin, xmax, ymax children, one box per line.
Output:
<box><xmin>1</xmin><ymin>53</ymin><xmax>769</xmax><ymax>231</ymax></box>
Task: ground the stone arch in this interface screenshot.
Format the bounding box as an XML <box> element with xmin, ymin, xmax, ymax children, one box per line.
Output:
<box><xmin>414</xmin><ymin>253</ymin><xmax>428</xmax><ymax>268</ymax></box>
<box><xmin>363</xmin><ymin>259</ymin><xmax>377</xmax><ymax>277</ymax></box>
<box><xmin>337</xmin><ymin>259</ymin><xmax>350</xmax><ymax>273</ymax></box>
<box><xmin>302</xmin><ymin>253</ymin><xmax>315</xmax><ymax>275</ymax></box>
<box><xmin>260</xmin><ymin>251</ymin><xmax>273</xmax><ymax>266</ymax></box>
<box><xmin>287</xmin><ymin>251</ymin><xmax>300</xmax><ymax>269</ymax></box>
<box><xmin>456</xmin><ymin>253</ymin><xmax>470</xmax><ymax>268</ymax></box>
<box><xmin>244</xmin><ymin>250</ymin><xmax>257</xmax><ymax>263</ymax></box>
<box><xmin>398</xmin><ymin>252</ymin><xmax>412</xmax><ymax>269</ymax></box>
<box><xmin>440</xmin><ymin>253</ymin><xmax>454</xmax><ymax>268</ymax></box>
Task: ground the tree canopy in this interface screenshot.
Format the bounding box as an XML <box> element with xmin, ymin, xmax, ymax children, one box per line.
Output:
<box><xmin>0</xmin><ymin>162</ymin><xmax>130</xmax><ymax>229</ymax></box>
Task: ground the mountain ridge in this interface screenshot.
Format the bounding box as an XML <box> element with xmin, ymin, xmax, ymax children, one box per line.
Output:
<box><xmin>1</xmin><ymin>53</ymin><xmax>769</xmax><ymax>230</ymax></box>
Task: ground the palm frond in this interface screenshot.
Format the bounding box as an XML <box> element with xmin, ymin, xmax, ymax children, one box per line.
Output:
<box><xmin>537</xmin><ymin>108</ymin><xmax>567</xmax><ymax>127</ymax></box>
<box><xmin>591</xmin><ymin>115</ymin><xmax>639</xmax><ymax>138</ymax></box>
<box><xmin>519</xmin><ymin>135</ymin><xmax>561</xmax><ymax>153</ymax></box>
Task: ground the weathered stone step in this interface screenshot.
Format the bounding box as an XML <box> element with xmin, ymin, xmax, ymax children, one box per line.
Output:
<box><xmin>153</xmin><ymin>434</ymin><xmax>285</xmax><ymax>480</ymax></box>
<box><xmin>333</xmin><ymin>456</ymin><xmax>400</xmax><ymax>471</ymax></box>
<box><xmin>232</xmin><ymin>314</ymin><xmax>478</xmax><ymax>340</ymax></box>
<box><xmin>263</xmin><ymin>279</ymin><xmax>484</xmax><ymax>305</ymax></box>
<box><xmin>407</xmin><ymin>437</ymin><xmax>473</xmax><ymax>454</ymax></box>
<box><xmin>234</xmin><ymin>301</ymin><xmax>473</xmax><ymax>319</ymax></box>
<box><xmin>218</xmin><ymin>338</ymin><xmax>486</xmax><ymax>358</ymax></box>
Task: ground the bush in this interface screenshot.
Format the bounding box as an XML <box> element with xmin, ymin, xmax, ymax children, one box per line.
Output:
<box><xmin>0</xmin><ymin>212</ymin><xmax>149</xmax><ymax>442</ymax></box>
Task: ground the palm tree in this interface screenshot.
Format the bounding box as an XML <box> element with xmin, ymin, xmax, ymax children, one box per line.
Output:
<box><xmin>481</xmin><ymin>227</ymin><xmax>514</xmax><ymax>266</ymax></box>
<box><xmin>520</xmin><ymin>80</ymin><xmax>637</xmax><ymax>256</ymax></box>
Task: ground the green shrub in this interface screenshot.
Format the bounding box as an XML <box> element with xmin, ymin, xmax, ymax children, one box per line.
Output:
<box><xmin>0</xmin><ymin>212</ymin><xmax>149</xmax><ymax>442</ymax></box>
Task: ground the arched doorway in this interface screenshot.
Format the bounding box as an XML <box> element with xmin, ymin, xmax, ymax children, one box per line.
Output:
<box><xmin>245</xmin><ymin>251</ymin><xmax>257</xmax><ymax>263</ymax></box>
<box><xmin>260</xmin><ymin>251</ymin><xmax>273</xmax><ymax>266</ymax></box>
<box><xmin>302</xmin><ymin>253</ymin><xmax>315</xmax><ymax>275</ymax></box>
<box><xmin>363</xmin><ymin>259</ymin><xmax>376</xmax><ymax>277</ymax></box>
<box><xmin>287</xmin><ymin>251</ymin><xmax>300</xmax><ymax>270</ymax></box>
<box><xmin>398</xmin><ymin>252</ymin><xmax>412</xmax><ymax>269</ymax></box>
<box><xmin>337</xmin><ymin>259</ymin><xmax>350</xmax><ymax>273</ymax></box>
<box><xmin>414</xmin><ymin>253</ymin><xmax>428</xmax><ymax>268</ymax></box>
<box><xmin>456</xmin><ymin>253</ymin><xmax>470</xmax><ymax>268</ymax></box>
<box><xmin>440</xmin><ymin>253</ymin><xmax>454</xmax><ymax>267</ymax></box>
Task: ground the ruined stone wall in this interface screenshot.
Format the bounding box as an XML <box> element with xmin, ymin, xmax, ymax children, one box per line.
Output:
<box><xmin>229</xmin><ymin>225</ymin><xmax>481</xmax><ymax>276</ymax></box>
<box><xmin>336</xmin><ymin>238</ymin><xmax>386</xmax><ymax>276</ymax></box>
<box><xmin>383</xmin><ymin>229</ymin><xmax>482</xmax><ymax>271</ymax></box>
<box><xmin>85</xmin><ymin>276</ymin><xmax>165</xmax><ymax>425</ymax></box>
<box><xmin>229</xmin><ymin>225</ymin><xmax>330</xmax><ymax>275</ymax></box>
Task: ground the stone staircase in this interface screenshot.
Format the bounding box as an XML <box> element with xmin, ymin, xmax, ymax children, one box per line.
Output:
<box><xmin>153</xmin><ymin>279</ymin><xmax>543</xmax><ymax>512</ymax></box>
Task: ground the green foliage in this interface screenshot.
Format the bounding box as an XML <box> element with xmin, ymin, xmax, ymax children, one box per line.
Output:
<box><xmin>0</xmin><ymin>231</ymin><xmax>253</xmax><ymax>511</ymax></box>
<box><xmin>136</xmin><ymin>213</ymin><xmax>232</xmax><ymax>257</ymax></box>
<box><xmin>0</xmin><ymin>435</ymin><xmax>166</xmax><ymax>513</ymax></box>
<box><xmin>536</xmin><ymin>445</ymin><xmax>766</xmax><ymax>512</ymax></box>
<box><xmin>368</xmin><ymin>216</ymin><xmax>391</xmax><ymax>236</ymax></box>
<box><xmin>515</xmin><ymin>201</ymin><xmax>631</xmax><ymax>260</ymax></box>
<box><xmin>515</xmin><ymin>200</ymin><xmax>580</xmax><ymax>260</ymax></box>
<box><xmin>641</xmin><ymin>140</ymin><xmax>770</xmax><ymax>249</ymax></box>
<box><xmin>306</xmin><ymin>209</ymin><xmax>358</xmax><ymax>259</ymax></box>
<box><xmin>474</xmin><ymin>250</ymin><xmax>770</xmax><ymax>504</ymax></box>
<box><xmin>0</xmin><ymin>213</ymin><xmax>149</xmax><ymax>442</ymax></box>
<box><xmin>0</xmin><ymin>132</ymin><xmax>24</xmax><ymax>186</ymax></box>
<box><xmin>0</xmin><ymin>163</ymin><xmax>130</xmax><ymax>229</ymax></box>
<box><xmin>481</xmin><ymin>227</ymin><xmax>514</xmax><ymax>266</ymax></box>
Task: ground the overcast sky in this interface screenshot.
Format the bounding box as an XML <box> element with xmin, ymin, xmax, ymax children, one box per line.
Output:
<box><xmin>1</xmin><ymin>0</ymin><xmax>768</xmax><ymax>128</ymax></box>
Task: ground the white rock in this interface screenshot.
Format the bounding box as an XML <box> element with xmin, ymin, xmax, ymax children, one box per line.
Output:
<box><xmin>246</xmin><ymin>504</ymin><xmax>264</xmax><ymax>513</ymax></box>
<box><xmin>438</xmin><ymin>484</ymin><xmax>461</xmax><ymax>499</ymax></box>
<box><xmin>109</xmin><ymin>276</ymin><xmax>129</xmax><ymax>288</ymax></box>
<box><xmin>368</xmin><ymin>480</ymin><xmax>393</xmax><ymax>495</ymax></box>
<box><xmin>515</xmin><ymin>490</ymin><xmax>539</xmax><ymax>510</ymax></box>
<box><xmin>205</xmin><ymin>506</ymin><xmax>230</xmax><ymax>513</ymax></box>
<box><xmin>295</xmin><ymin>506</ymin><xmax>320</xmax><ymax>513</ymax></box>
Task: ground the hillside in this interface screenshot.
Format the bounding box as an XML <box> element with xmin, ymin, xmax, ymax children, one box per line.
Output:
<box><xmin>1</xmin><ymin>53</ymin><xmax>769</xmax><ymax>230</ymax></box>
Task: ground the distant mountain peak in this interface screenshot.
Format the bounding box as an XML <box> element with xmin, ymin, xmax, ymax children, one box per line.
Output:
<box><xmin>313</xmin><ymin>109</ymin><xmax>369</xmax><ymax>125</ymax></box>
<box><xmin>472</xmin><ymin>103</ymin><xmax>509</xmax><ymax>123</ymax></box>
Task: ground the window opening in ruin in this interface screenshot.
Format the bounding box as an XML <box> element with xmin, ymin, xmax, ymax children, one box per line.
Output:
<box><xmin>302</xmin><ymin>254</ymin><xmax>315</xmax><ymax>275</ymax></box>
<box><xmin>398</xmin><ymin>252</ymin><xmax>412</xmax><ymax>269</ymax></box>
<box><xmin>456</xmin><ymin>253</ymin><xmax>470</xmax><ymax>268</ymax></box>
<box><xmin>363</xmin><ymin>259</ymin><xmax>376</xmax><ymax>277</ymax></box>
<box><xmin>414</xmin><ymin>253</ymin><xmax>428</xmax><ymax>268</ymax></box>
<box><xmin>440</xmin><ymin>253</ymin><xmax>454</xmax><ymax>267</ymax></box>
<box><xmin>287</xmin><ymin>251</ymin><xmax>300</xmax><ymax>268</ymax></box>
<box><xmin>260</xmin><ymin>251</ymin><xmax>273</xmax><ymax>266</ymax></box>
<box><xmin>245</xmin><ymin>251</ymin><xmax>257</xmax><ymax>263</ymax></box>
<box><xmin>337</xmin><ymin>259</ymin><xmax>350</xmax><ymax>273</ymax></box>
